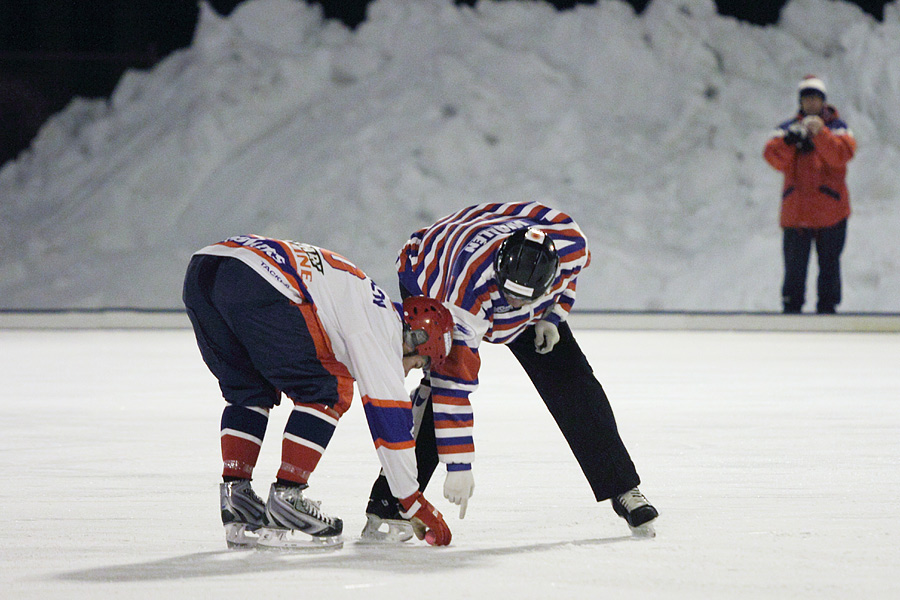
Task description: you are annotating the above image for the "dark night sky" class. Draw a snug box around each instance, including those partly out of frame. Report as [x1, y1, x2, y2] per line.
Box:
[0, 0, 891, 164]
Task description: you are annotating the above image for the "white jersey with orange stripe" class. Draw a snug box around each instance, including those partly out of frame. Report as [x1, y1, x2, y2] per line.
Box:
[195, 235, 419, 502]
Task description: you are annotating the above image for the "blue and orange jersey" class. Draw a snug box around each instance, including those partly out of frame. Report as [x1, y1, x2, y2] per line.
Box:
[396, 202, 590, 465]
[195, 235, 420, 501]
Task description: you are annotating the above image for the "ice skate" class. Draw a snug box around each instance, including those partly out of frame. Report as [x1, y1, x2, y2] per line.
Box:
[612, 487, 658, 537]
[257, 483, 343, 550]
[359, 497, 414, 543]
[220, 480, 266, 549]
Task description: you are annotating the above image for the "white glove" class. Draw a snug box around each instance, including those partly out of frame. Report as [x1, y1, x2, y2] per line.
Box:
[533, 320, 560, 354]
[801, 115, 824, 136]
[443, 468, 474, 519]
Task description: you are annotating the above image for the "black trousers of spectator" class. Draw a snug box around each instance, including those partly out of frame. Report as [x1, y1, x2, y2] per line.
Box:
[782, 219, 847, 314]
[368, 320, 641, 507]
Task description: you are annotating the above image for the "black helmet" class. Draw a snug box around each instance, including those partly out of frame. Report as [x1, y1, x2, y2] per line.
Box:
[494, 227, 559, 302]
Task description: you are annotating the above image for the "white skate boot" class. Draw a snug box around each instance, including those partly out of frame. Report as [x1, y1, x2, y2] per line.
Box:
[220, 480, 266, 549]
[257, 483, 343, 550]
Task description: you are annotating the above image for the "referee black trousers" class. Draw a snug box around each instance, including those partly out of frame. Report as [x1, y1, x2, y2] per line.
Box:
[507, 322, 641, 501]
[368, 321, 641, 506]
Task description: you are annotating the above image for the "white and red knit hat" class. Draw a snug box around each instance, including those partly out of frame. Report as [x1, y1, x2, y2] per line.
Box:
[798, 74, 827, 99]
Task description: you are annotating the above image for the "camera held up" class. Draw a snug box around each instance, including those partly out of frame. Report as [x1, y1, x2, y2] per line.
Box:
[784, 122, 815, 153]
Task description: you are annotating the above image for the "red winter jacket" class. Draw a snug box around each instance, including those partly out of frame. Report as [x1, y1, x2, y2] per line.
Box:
[763, 106, 856, 228]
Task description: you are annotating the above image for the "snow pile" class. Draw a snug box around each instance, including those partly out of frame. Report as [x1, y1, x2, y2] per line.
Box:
[1, 0, 898, 312]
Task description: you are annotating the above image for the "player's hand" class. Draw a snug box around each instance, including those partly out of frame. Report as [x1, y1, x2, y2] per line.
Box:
[444, 467, 474, 519]
[534, 320, 560, 354]
[399, 491, 452, 546]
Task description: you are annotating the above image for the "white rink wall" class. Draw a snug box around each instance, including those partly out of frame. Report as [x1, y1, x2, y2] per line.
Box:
[2, 309, 900, 333]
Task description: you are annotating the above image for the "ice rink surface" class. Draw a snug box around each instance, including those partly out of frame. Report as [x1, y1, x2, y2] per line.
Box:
[2, 327, 898, 599]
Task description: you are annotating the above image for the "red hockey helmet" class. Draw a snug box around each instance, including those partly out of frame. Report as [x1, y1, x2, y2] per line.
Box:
[402, 296, 454, 369]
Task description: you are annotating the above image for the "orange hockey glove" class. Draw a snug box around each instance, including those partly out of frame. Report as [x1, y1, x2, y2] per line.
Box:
[399, 491, 452, 546]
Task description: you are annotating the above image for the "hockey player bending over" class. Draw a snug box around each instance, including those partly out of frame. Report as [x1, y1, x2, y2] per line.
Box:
[363, 202, 658, 539]
[183, 235, 454, 549]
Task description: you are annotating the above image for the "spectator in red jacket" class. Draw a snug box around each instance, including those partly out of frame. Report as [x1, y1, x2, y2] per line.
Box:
[764, 75, 856, 314]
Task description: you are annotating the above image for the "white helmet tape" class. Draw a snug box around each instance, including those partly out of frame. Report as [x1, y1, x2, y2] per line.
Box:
[503, 279, 534, 297]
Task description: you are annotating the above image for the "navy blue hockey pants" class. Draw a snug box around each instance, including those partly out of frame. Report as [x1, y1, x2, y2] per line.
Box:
[182, 254, 345, 409]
